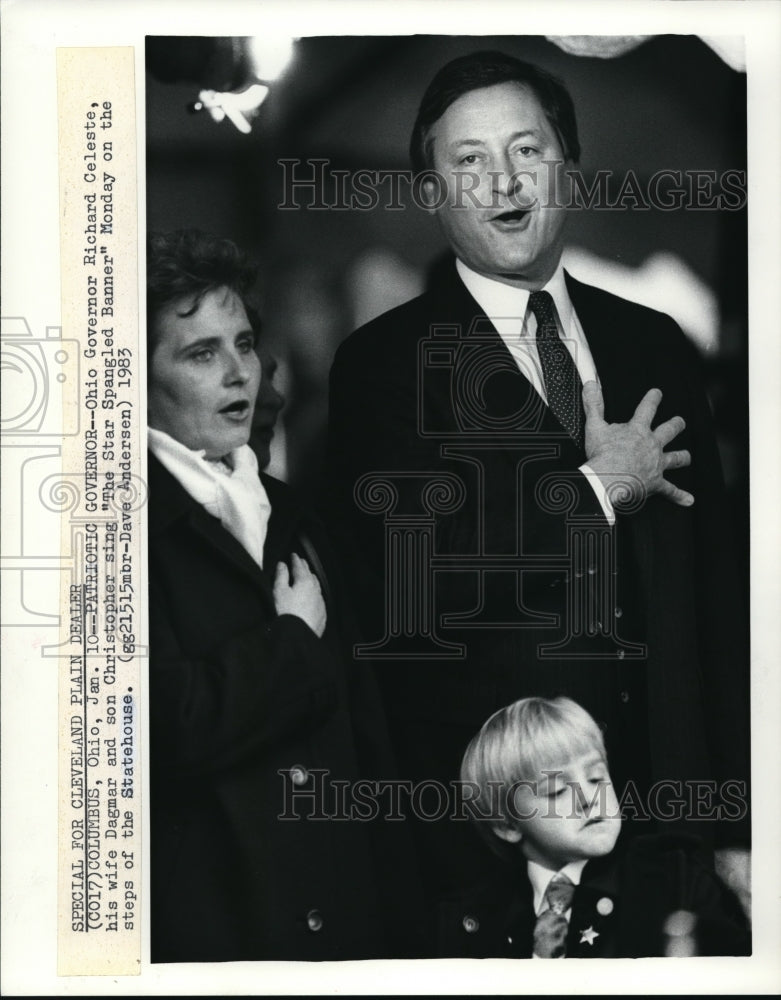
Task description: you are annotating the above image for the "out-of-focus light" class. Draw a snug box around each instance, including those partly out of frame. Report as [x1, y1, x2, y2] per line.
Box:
[563, 246, 720, 354]
[247, 36, 296, 82]
[193, 83, 270, 134]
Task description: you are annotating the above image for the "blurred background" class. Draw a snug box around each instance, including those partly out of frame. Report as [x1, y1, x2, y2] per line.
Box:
[146, 33, 748, 578]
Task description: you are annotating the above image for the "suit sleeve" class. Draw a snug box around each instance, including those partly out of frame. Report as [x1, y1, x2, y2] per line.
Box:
[149, 578, 339, 777]
[676, 327, 750, 839]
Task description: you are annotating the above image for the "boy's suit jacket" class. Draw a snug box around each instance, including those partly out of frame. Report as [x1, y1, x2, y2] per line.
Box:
[437, 834, 750, 958]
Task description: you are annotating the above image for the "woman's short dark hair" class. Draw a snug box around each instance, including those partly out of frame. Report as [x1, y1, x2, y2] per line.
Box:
[146, 229, 258, 355]
[409, 51, 580, 174]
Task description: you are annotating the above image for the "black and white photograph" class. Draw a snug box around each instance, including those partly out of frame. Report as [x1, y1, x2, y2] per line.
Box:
[2, 1, 781, 996]
[145, 28, 752, 964]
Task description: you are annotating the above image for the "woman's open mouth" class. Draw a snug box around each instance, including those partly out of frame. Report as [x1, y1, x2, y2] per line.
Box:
[219, 399, 251, 421]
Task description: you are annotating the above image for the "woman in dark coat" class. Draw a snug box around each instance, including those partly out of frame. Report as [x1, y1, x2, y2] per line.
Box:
[146, 230, 412, 962]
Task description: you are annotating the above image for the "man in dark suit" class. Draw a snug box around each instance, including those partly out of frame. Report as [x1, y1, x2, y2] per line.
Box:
[327, 52, 750, 928]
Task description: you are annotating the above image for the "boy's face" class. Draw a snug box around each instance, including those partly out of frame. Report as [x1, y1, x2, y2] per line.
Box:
[498, 750, 622, 871]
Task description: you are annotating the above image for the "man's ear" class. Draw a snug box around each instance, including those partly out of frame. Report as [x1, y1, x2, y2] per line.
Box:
[492, 822, 523, 844]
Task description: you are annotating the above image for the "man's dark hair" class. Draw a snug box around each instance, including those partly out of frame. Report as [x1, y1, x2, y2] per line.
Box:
[409, 50, 580, 174]
[146, 229, 259, 355]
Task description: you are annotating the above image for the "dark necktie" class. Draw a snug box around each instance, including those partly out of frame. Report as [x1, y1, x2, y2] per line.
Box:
[528, 290, 584, 448]
[533, 874, 576, 958]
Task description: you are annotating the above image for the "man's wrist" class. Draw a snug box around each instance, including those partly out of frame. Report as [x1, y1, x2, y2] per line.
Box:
[579, 463, 615, 525]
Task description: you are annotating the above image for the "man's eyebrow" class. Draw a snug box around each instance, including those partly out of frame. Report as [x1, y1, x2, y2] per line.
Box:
[448, 129, 545, 150]
[509, 129, 544, 143]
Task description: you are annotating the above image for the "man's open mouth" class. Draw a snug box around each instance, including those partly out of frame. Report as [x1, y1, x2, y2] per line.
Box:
[491, 206, 534, 225]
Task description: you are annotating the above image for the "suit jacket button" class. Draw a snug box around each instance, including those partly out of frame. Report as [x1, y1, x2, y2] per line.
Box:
[290, 765, 309, 785]
[620, 690, 630, 703]
[306, 909, 323, 932]
[617, 649, 626, 660]
[614, 606, 623, 618]
[462, 915, 479, 934]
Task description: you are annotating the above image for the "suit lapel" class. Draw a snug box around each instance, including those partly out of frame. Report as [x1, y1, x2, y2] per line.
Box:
[566, 272, 639, 425]
[566, 849, 622, 958]
[438, 263, 585, 457]
[502, 869, 536, 957]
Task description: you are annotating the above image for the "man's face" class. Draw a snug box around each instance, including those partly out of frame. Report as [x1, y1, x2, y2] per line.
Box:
[498, 750, 622, 871]
[425, 81, 570, 289]
[148, 286, 261, 460]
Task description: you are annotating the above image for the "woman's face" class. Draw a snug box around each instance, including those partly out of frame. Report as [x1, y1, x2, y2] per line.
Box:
[148, 286, 261, 459]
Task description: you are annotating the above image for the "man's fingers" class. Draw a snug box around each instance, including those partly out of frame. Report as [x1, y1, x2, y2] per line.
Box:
[656, 478, 694, 507]
[662, 449, 691, 471]
[631, 387, 663, 427]
[654, 414, 686, 448]
[582, 380, 605, 424]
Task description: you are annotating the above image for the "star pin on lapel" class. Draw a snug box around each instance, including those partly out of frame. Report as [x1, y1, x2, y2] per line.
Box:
[579, 925, 599, 946]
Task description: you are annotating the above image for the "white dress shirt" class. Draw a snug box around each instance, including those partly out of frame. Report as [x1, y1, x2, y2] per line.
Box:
[455, 259, 614, 523]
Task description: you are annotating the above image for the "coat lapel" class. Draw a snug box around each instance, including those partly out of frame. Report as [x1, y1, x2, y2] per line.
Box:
[148, 451, 276, 606]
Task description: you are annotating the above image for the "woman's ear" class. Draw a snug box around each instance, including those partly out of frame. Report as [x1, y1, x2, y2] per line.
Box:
[492, 822, 523, 844]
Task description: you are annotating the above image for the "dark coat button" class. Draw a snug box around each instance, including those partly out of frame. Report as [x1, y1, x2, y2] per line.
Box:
[462, 915, 479, 933]
[306, 909, 323, 932]
[290, 765, 309, 785]
[620, 690, 630, 703]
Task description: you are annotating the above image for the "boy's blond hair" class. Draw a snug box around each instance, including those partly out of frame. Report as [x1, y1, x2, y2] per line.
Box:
[460, 696, 607, 845]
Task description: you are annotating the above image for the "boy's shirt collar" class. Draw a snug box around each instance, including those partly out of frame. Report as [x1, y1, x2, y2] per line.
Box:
[528, 858, 589, 916]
